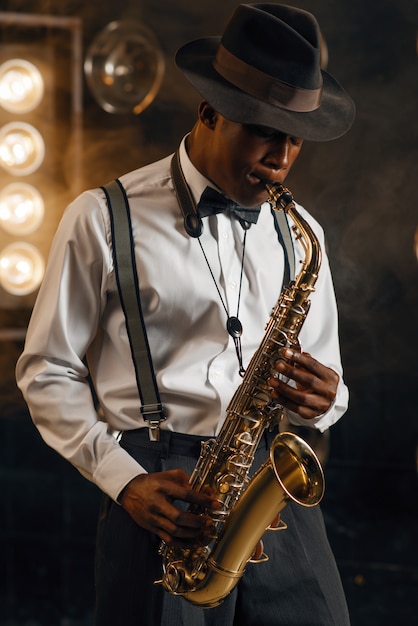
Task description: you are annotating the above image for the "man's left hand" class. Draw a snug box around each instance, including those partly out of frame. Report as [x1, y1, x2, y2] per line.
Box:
[268, 348, 339, 420]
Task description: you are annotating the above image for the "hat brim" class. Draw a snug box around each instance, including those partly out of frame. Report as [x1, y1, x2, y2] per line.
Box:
[176, 38, 355, 142]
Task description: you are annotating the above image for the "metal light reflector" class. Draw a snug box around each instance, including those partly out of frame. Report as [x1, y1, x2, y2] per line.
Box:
[0, 58, 44, 113]
[84, 20, 165, 114]
[0, 182, 44, 235]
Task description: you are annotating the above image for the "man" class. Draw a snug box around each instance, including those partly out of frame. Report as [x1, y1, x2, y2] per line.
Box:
[16, 4, 355, 625]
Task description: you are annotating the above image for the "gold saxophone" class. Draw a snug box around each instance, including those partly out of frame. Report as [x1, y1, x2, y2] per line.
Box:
[159, 183, 325, 607]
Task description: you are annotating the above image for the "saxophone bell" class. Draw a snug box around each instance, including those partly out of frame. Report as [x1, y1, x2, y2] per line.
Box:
[159, 432, 324, 608]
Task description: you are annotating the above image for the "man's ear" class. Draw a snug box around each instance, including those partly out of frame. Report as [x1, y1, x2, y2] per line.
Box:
[198, 101, 218, 129]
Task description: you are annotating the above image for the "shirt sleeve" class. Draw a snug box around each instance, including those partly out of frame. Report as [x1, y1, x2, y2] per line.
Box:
[15, 189, 145, 502]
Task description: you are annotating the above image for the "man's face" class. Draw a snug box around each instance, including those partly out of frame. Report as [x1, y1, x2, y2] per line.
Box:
[205, 112, 303, 208]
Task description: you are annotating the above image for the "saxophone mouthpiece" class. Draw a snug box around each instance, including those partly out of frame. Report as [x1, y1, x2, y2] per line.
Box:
[265, 182, 294, 211]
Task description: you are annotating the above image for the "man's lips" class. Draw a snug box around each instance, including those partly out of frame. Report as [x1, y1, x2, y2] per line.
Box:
[249, 172, 282, 186]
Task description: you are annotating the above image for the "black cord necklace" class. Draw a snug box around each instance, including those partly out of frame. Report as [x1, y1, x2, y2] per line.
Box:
[197, 226, 248, 377]
[170, 150, 252, 376]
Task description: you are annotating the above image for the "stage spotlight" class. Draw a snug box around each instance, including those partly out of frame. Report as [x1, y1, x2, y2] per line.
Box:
[0, 242, 44, 295]
[0, 121, 45, 176]
[84, 20, 165, 115]
[0, 58, 44, 113]
[0, 182, 44, 235]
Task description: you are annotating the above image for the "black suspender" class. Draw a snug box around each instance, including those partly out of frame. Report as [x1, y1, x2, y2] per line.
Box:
[101, 179, 166, 441]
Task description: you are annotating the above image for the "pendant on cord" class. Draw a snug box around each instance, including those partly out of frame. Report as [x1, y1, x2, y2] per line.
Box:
[227, 316, 246, 377]
[226, 316, 242, 338]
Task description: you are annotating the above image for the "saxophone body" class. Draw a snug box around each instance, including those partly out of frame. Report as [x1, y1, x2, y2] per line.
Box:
[159, 184, 325, 607]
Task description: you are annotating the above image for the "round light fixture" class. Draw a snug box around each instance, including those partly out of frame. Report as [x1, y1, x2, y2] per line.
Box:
[84, 20, 165, 114]
[0, 121, 45, 175]
[0, 242, 45, 295]
[0, 58, 44, 113]
[0, 182, 44, 235]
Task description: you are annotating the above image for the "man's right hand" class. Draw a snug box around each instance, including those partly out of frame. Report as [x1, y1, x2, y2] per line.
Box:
[119, 470, 217, 544]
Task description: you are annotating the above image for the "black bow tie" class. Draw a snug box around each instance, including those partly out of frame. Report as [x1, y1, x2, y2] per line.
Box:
[197, 187, 261, 228]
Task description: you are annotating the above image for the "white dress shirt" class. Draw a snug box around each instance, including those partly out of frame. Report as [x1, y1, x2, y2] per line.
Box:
[16, 137, 348, 502]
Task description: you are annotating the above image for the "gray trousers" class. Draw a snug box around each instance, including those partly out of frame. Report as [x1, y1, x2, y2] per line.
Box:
[95, 429, 350, 626]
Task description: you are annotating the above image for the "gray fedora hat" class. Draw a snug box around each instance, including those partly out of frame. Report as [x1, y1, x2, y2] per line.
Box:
[175, 3, 355, 141]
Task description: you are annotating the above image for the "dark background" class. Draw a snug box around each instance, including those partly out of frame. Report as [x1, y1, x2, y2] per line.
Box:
[0, 1, 417, 624]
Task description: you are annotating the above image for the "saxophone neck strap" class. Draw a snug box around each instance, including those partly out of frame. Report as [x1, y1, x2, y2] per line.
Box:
[171, 150, 203, 237]
[272, 208, 295, 284]
[101, 179, 166, 442]
[171, 150, 295, 283]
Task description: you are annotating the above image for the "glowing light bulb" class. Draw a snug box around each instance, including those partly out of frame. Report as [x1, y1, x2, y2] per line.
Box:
[0, 242, 45, 295]
[0, 58, 44, 113]
[0, 183, 44, 235]
[0, 122, 45, 175]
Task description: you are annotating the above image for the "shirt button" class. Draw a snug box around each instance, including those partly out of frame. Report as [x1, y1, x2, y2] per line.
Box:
[222, 231, 228, 239]
[230, 281, 237, 289]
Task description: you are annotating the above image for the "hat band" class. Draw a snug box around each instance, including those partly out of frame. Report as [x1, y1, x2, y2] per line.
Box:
[213, 44, 322, 113]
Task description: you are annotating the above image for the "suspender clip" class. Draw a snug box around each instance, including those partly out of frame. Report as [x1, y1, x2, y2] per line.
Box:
[148, 420, 162, 441]
[141, 403, 166, 442]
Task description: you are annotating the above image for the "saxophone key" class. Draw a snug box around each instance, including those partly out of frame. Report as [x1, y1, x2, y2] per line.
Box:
[226, 452, 252, 471]
[216, 472, 241, 494]
[234, 430, 256, 447]
[249, 539, 269, 563]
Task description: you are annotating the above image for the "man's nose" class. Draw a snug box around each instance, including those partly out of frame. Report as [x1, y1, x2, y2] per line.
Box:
[263, 138, 290, 170]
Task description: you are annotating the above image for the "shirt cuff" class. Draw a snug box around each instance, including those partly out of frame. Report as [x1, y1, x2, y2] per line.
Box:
[92, 445, 147, 503]
[285, 379, 349, 433]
